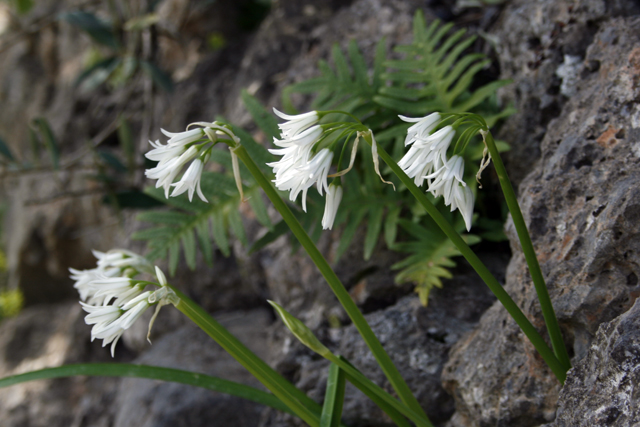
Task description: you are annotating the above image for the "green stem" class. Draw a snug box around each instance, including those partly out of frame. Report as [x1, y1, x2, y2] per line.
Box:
[326, 355, 429, 427]
[170, 286, 321, 427]
[372, 142, 567, 384]
[234, 145, 432, 422]
[483, 131, 571, 371]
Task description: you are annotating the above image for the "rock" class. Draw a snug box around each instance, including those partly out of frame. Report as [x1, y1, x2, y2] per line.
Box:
[112, 308, 272, 427]
[443, 14, 640, 427]
[0, 302, 125, 427]
[545, 298, 640, 427]
[262, 252, 503, 427]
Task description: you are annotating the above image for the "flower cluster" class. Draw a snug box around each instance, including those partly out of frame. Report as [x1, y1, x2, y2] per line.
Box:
[398, 113, 475, 231]
[70, 250, 177, 356]
[145, 122, 241, 203]
[269, 109, 339, 228]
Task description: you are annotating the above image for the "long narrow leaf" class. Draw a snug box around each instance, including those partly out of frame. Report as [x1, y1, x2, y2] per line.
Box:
[320, 363, 346, 427]
[0, 364, 293, 415]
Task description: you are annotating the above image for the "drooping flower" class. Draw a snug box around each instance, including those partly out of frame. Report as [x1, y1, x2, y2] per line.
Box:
[399, 112, 441, 146]
[426, 154, 466, 205]
[82, 291, 152, 357]
[144, 122, 244, 203]
[273, 109, 319, 138]
[170, 157, 207, 202]
[73, 250, 178, 356]
[398, 125, 455, 186]
[322, 183, 343, 230]
[450, 184, 475, 232]
[145, 145, 199, 198]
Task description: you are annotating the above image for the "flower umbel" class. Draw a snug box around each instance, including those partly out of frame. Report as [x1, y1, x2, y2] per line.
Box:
[398, 114, 477, 231]
[72, 251, 178, 356]
[144, 122, 242, 202]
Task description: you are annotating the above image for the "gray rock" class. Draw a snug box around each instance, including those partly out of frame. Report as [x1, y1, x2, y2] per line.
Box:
[113, 308, 272, 427]
[443, 15, 640, 427]
[0, 302, 122, 427]
[546, 298, 640, 427]
[262, 252, 502, 427]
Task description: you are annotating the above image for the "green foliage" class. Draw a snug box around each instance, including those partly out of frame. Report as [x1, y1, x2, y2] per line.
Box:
[61, 8, 173, 92]
[10, 0, 34, 14]
[320, 363, 347, 427]
[133, 171, 269, 275]
[60, 11, 120, 49]
[392, 218, 479, 306]
[275, 11, 512, 305]
[377, 12, 510, 118]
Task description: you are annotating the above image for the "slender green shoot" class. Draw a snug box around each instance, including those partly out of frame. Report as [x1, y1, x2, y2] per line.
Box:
[0, 363, 293, 415]
[170, 286, 322, 427]
[234, 145, 431, 420]
[482, 130, 571, 371]
[367, 136, 567, 383]
[320, 363, 347, 427]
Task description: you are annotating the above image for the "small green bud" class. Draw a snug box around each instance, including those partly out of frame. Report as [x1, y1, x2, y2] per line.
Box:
[268, 300, 331, 357]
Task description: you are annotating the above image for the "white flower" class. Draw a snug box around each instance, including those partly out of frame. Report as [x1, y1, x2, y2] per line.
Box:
[399, 112, 441, 146]
[160, 127, 205, 146]
[81, 292, 152, 357]
[322, 183, 343, 230]
[424, 154, 475, 230]
[450, 184, 475, 232]
[170, 157, 206, 202]
[145, 145, 199, 198]
[274, 109, 319, 138]
[426, 155, 466, 205]
[273, 148, 333, 211]
[398, 125, 455, 187]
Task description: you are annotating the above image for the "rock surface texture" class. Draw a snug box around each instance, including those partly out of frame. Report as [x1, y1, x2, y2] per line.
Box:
[546, 298, 640, 427]
[2, 0, 640, 426]
[443, 8, 640, 427]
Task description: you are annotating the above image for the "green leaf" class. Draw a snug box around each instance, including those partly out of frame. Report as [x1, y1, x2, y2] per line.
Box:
[364, 205, 384, 261]
[32, 118, 60, 169]
[132, 226, 174, 240]
[241, 90, 280, 141]
[0, 135, 15, 162]
[0, 364, 293, 416]
[60, 11, 119, 49]
[228, 209, 248, 247]
[196, 221, 214, 267]
[247, 190, 272, 230]
[137, 210, 193, 225]
[181, 229, 197, 270]
[140, 60, 174, 92]
[168, 240, 180, 276]
[12, 0, 34, 14]
[320, 363, 346, 427]
[117, 117, 136, 172]
[384, 206, 401, 247]
[335, 209, 366, 263]
[211, 213, 230, 257]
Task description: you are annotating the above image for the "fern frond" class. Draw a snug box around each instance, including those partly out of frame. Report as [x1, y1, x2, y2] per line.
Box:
[284, 39, 386, 115]
[133, 171, 264, 275]
[377, 11, 510, 115]
[392, 219, 480, 306]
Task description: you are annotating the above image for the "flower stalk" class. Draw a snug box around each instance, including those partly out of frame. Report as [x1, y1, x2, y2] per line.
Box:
[364, 133, 568, 383]
[234, 144, 432, 420]
[481, 130, 571, 371]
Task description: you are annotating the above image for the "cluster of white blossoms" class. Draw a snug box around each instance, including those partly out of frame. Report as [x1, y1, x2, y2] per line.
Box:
[398, 113, 475, 231]
[70, 250, 178, 356]
[268, 109, 340, 229]
[145, 122, 241, 203]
